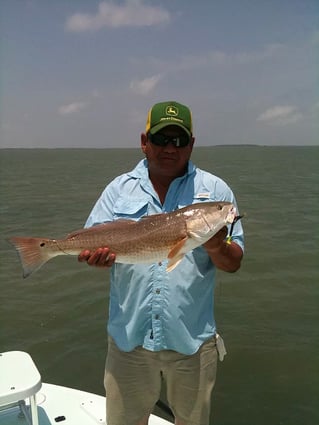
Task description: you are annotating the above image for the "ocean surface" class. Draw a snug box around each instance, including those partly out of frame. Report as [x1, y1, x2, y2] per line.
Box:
[0, 146, 318, 425]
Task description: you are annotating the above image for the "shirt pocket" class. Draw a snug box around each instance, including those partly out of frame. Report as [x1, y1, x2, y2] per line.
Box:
[113, 198, 149, 220]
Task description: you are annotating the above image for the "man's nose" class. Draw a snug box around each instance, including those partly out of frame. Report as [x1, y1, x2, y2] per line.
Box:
[163, 141, 178, 151]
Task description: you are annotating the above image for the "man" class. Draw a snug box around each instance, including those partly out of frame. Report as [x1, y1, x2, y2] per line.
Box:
[79, 101, 244, 425]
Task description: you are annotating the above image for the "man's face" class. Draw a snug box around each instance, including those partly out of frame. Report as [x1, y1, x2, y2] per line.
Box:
[141, 125, 195, 178]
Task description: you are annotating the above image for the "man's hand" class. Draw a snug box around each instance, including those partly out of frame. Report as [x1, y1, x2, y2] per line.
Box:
[203, 226, 228, 252]
[203, 226, 243, 273]
[78, 247, 116, 268]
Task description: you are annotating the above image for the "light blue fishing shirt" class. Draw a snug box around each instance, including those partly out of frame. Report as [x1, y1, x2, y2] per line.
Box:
[85, 159, 244, 355]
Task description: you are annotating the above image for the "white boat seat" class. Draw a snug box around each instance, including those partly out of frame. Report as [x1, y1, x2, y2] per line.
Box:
[0, 351, 42, 425]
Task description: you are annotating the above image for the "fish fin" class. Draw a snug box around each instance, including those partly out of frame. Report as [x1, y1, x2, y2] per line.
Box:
[7, 237, 54, 278]
[140, 213, 165, 221]
[66, 220, 135, 239]
[166, 256, 184, 272]
[167, 237, 187, 259]
[166, 237, 188, 272]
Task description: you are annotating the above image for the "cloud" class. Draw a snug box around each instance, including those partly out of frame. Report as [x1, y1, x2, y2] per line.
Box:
[92, 89, 103, 98]
[257, 105, 303, 125]
[138, 43, 285, 76]
[311, 30, 319, 45]
[66, 1, 170, 32]
[58, 101, 88, 115]
[129, 74, 163, 95]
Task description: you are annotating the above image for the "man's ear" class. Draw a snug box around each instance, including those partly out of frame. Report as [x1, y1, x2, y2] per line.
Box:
[141, 133, 147, 153]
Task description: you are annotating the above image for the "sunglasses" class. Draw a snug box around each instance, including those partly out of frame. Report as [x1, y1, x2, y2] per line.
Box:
[148, 132, 191, 148]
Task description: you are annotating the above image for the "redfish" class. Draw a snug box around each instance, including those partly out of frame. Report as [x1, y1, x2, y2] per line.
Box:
[8, 202, 237, 278]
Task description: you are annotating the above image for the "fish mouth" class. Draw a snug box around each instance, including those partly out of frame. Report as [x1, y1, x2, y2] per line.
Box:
[226, 206, 237, 224]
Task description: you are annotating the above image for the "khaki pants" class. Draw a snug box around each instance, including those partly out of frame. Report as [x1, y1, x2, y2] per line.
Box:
[104, 337, 218, 425]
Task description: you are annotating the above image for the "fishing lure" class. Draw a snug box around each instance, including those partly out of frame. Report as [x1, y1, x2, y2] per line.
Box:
[226, 214, 244, 245]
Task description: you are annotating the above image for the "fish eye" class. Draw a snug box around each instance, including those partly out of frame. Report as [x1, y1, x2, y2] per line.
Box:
[40, 242, 46, 247]
[217, 204, 222, 210]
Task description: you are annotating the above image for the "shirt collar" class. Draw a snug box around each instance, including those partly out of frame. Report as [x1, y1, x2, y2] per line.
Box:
[128, 159, 196, 180]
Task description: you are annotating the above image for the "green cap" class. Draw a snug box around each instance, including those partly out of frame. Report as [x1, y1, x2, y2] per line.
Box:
[145, 101, 193, 136]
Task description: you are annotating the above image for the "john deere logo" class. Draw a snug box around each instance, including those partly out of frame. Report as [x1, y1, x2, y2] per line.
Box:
[166, 106, 178, 116]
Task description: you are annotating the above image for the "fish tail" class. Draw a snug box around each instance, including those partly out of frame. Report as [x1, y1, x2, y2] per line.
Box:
[7, 236, 54, 278]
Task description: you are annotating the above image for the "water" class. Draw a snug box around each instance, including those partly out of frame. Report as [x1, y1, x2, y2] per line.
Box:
[0, 146, 318, 424]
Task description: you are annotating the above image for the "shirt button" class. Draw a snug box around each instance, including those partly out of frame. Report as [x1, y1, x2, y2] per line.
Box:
[155, 289, 161, 294]
[155, 314, 159, 320]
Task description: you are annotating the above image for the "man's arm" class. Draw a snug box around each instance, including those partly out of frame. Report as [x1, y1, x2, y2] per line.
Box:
[203, 227, 243, 272]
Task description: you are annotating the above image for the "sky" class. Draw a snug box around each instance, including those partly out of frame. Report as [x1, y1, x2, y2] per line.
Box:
[0, 0, 318, 148]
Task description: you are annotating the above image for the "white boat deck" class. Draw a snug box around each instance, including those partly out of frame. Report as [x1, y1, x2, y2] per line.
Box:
[0, 351, 172, 425]
[0, 383, 172, 425]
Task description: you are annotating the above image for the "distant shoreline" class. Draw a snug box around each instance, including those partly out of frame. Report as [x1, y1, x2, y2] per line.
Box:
[1, 144, 318, 150]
